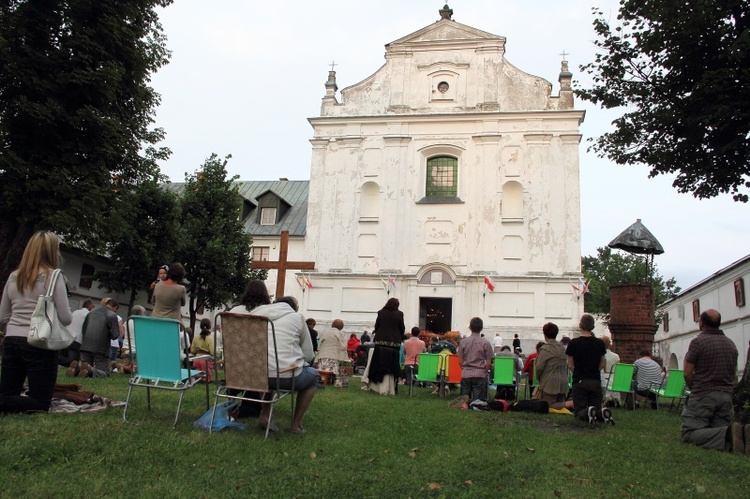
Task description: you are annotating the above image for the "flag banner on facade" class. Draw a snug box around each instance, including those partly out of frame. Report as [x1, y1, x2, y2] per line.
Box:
[380, 275, 396, 295]
[571, 277, 589, 301]
[484, 275, 496, 292]
[296, 275, 306, 291]
[301, 272, 313, 289]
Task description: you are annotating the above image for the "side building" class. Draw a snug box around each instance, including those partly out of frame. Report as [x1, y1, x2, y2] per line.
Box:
[655, 254, 750, 374]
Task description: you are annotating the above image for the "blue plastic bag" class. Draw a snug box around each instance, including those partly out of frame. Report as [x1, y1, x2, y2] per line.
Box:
[194, 400, 246, 431]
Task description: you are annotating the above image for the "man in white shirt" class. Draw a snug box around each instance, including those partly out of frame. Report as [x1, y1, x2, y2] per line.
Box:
[63, 300, 95, 374]
[492, 334, 504, 355]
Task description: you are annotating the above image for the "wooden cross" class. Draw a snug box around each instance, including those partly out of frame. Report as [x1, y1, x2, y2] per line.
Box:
[251, 231, 315, 299]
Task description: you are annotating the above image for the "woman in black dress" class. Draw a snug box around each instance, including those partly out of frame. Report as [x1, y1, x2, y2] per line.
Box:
[365, 298, 405, 395]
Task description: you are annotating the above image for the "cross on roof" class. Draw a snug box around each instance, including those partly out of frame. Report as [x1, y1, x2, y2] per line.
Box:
[329, 60, 337, 72]
[251, 231, 315, 299]
[559, 50, 569, 62]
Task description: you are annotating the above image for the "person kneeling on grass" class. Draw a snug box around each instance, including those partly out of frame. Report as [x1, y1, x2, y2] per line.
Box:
[457, 317, 494, 403]
[78, 299, 121, 378]
[565, 314, 613, 425]
[534, 322, 573, 415]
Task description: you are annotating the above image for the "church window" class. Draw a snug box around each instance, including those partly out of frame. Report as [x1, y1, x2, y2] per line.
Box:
[426, 156, 457, 197]
[437, 81, 449, 93]
[252, 247, 270, 262]
[260, 207, 277, 225]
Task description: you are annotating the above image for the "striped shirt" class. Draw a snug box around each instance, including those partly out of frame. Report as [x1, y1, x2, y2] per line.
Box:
[634, 357, 663, 390]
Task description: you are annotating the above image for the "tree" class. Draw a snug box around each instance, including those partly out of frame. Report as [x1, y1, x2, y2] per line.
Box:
[577, 2, 750, 202]
[582, 246, 681, 319]
[94, 179, 181, 313]
[0, 0, 173, 290]
[176, 154, 266, 330]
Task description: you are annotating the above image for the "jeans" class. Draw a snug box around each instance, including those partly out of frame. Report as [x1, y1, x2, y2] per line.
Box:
[461, 376, 489, 402]
[0, 336, 59, 413]
[270, 366, 320, 392]
[58, 341, 81, 367]
[80, 350, 111, 378]
[571, 378, 603, 421]
[681, 391, 733, 451]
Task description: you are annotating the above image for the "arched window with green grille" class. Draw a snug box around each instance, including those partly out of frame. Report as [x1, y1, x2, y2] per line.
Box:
[426, 156, 457, 197]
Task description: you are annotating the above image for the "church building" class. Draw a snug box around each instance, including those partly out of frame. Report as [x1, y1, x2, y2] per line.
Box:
[57, 6, 587, 343]
[280, 5, 586, 339]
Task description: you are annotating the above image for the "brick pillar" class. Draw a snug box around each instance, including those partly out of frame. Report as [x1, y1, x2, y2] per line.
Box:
[608, 284, 657, 364]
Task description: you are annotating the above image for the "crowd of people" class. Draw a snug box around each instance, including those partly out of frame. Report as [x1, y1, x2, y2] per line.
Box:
[1, 230, 747, 454]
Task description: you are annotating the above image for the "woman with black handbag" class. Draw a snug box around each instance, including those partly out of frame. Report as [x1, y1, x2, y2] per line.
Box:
[0, 231, 73, 413]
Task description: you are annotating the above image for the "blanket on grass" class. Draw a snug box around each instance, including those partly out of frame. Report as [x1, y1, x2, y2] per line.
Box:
[48, 383, 126, 413]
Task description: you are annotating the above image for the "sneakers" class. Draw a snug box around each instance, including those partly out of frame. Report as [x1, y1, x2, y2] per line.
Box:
[587, 406, 599, 426]
[77, 362, 90, 378]
[66, 360, 79, 377]
[731, 422, 745, 454]
[601, 407, 615, 426]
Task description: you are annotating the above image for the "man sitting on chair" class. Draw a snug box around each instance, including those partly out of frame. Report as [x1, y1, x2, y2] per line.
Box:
[230, 282, 318, 434]
[633, 350, 664, 410]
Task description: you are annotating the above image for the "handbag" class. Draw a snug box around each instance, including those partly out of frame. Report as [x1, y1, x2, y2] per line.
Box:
[28, 269, 75, 350]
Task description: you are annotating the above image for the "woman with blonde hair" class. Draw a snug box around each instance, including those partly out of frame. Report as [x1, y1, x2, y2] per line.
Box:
[0, 231, 73, 413]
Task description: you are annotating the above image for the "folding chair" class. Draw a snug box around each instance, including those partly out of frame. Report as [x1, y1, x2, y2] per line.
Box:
[445, 354, 462, 385]
[607, 363, 637, 410]
[123, 316, 208, 427]
[210, 313, 295, 439]
[492, 356, 519, 400]
[411, 353, 440, 397]
[649, 369, 687, 411]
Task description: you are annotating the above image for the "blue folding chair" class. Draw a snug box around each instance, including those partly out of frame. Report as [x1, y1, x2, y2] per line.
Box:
[122, 316, 208, 427]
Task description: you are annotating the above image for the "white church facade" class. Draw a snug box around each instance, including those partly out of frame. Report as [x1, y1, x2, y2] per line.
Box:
[288, 8, 586, 339]
[57, 8, 587, 342]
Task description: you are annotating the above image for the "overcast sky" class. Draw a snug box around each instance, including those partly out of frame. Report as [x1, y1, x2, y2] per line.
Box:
[149, 0, 750, 291]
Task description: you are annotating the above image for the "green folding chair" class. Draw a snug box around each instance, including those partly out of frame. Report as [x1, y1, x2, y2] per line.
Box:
[607, 363, 636, 410]
[649, 369, 686, 411]
[123, 316, 208, 427]
[492, 356, 518, 400]
[411, 353, 441, 397]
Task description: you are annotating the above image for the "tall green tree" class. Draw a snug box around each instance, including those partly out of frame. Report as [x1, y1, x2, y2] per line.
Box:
[94, 179, 180, 313]
[577, 1, 750, 202]
[582, 246, 681, 319]
[0, 0, 173, 289]
[176, 154, 266, 330]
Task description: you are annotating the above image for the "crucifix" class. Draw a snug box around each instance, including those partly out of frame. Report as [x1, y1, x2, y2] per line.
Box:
[251, 230, 315, 299]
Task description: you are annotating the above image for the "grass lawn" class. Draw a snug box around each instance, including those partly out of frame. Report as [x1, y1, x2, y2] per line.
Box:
[0, 370, 748, 498]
